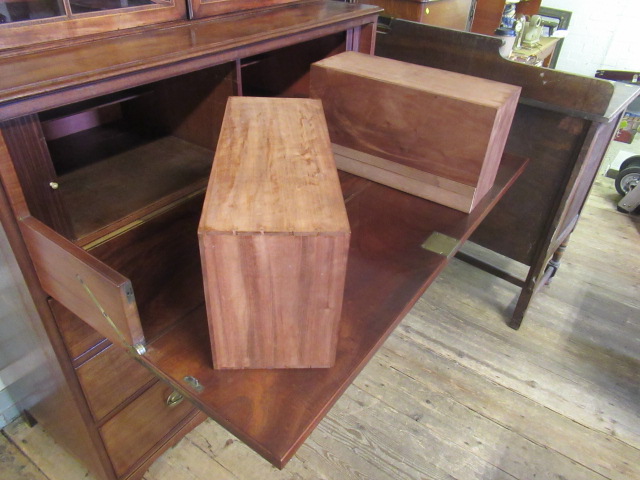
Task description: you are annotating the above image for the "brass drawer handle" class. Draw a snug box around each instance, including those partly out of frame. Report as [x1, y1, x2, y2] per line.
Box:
[166, 390, 184, 408]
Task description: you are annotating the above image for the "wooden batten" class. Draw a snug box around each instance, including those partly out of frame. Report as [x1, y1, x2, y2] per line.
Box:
[198, 97, 350, 369]
[310, 51, 521, 212]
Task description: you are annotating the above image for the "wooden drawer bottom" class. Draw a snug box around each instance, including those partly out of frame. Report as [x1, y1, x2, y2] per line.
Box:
[100, 381, 195, 477]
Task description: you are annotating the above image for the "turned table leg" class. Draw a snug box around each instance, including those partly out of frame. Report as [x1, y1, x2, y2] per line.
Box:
[508, 238, 570, 330]
[544, 239, 569, 285]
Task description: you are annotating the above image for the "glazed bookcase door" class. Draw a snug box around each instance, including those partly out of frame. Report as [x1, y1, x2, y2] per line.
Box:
[188, 0, 297, 20]
[0, 0, 187, 49]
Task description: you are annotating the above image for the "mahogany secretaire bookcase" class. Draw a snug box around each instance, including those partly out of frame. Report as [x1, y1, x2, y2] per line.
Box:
[0, 3, 533, 478]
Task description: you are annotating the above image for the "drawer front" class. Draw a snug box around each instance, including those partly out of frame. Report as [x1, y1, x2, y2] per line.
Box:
[51, 299, 106, 362]
[100, 381, 195, 477]
[76, 343, 156, 422]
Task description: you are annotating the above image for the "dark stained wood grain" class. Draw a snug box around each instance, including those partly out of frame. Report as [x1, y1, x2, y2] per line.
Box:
[57, 134, 212, 240]
[514, 0, 542, 17]
[124, 411, 207, 480]
[375, 19, 639, 328]
[0, 132, 30, 220]
[122, 63, 237, 151]
[548, 120, 619, 252]
[7, 178, 640, 480]
[241, 32, 347, 97]
[143, 153, 527, 467]
[469, 0, 506, 35]
[472, 105, 590, 266]
[352, 20, 378, 54]
[46, 117, 151, 178]
[421, 0, 475, 30]
[508, 115, 620, 328]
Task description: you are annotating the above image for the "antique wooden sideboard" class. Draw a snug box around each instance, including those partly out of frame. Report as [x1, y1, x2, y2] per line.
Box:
[376, 19, 640, 328]
[0, 2, 533, 479]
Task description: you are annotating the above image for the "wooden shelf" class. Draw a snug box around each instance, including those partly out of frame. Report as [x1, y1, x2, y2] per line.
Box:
[0, 1, 382, 121]
[142, 152, 527, 468]
[54, 130, 213, 242]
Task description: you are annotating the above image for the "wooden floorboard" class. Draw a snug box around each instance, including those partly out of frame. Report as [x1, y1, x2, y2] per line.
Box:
[2, 177, 639, 480]
[1, 420, 91, 480]
[0, 430, 49, 480]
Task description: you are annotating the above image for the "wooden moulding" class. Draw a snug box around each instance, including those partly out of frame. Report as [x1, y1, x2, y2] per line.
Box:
[198, 97, 350, 369]
[310, 51, 521, 212]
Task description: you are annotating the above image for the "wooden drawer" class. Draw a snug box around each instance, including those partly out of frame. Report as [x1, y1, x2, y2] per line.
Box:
[76, 343, 156, 422]
[100, 381, 195, 477]
[51, 299, 106, 362]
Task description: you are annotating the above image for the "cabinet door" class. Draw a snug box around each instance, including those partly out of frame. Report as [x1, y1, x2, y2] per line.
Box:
[189, 0, 298, 20]
[0, 0, 187, 49]
[20, 216, 145, 351]
[423, 0, 475, 30]
[357, 0, 473, 30]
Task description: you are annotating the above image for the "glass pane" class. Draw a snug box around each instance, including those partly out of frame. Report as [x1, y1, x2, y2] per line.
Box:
[0, 0, 65, 23]
[69, 0, 156, 14]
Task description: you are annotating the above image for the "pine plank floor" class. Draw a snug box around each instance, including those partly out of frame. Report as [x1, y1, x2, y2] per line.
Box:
[2, 177, 639, 480]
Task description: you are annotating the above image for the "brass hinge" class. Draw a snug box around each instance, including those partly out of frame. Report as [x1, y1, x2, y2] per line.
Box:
[421, 232, 460, 258]
[76, 274, 145, 356]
